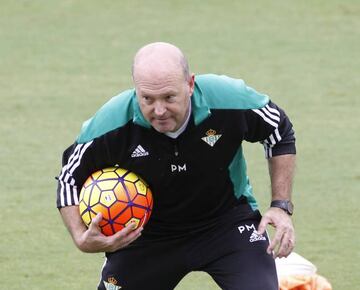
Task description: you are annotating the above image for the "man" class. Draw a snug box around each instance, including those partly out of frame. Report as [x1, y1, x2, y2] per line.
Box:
[57, 42, 296, 290]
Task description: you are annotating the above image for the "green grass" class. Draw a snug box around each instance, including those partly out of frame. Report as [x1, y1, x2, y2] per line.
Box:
[1, 0, 359, 289]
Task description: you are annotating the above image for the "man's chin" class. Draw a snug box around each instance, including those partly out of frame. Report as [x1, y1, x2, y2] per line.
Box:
[152, 123, 176, 134]
[153, 126, 172, 133]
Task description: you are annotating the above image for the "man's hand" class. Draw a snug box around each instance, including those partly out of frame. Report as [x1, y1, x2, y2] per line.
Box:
[257, 207, 295, 258]
[59, 206, 142, 253]
[77, 213, 143, 253]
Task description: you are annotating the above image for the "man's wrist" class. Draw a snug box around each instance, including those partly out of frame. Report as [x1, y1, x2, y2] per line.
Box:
[270, 200, 294, 215]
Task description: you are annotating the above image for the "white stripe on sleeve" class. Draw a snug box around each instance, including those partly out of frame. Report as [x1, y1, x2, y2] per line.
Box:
[252, 109, 278, 128]
[265, 104, 280, 116]
[261, 107, 280, 122]
[58, 141, 93, 207]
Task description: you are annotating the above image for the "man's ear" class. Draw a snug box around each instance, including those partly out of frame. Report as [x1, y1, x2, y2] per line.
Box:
[188, 73, 195, 97]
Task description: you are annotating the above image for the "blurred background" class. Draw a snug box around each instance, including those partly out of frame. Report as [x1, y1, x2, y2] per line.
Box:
[1, 1, 359, 289]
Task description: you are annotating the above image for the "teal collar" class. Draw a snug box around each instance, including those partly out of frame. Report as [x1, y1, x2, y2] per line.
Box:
[191, 81, 211, 125]
[132, 91, 151, 128]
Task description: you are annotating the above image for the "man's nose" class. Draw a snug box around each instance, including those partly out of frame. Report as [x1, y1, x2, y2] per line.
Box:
[154, 102, 166, 116]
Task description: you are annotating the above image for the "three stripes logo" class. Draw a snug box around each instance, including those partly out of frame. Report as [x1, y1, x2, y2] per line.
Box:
[252, 104, 282, 158]
[249, 230, 266, 243]
[131, 145, 149, 158]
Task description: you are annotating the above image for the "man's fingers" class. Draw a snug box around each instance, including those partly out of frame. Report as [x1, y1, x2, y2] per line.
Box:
[118, 227, 143, 248]
[257, 216, 270, 235]
[106, 224, 143, 252]
[88, 213, 103, 231]
[269, 227, 295, 258]
[276, 232, 295, 258]
[267, 228, 283, 256]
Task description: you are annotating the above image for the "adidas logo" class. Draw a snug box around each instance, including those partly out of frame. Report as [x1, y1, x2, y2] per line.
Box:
[131, 145, 149, 158]
[249, 230, 266, 243]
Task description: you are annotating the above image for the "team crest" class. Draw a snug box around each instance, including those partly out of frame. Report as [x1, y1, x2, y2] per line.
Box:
[104, 277, 122, 290]
[201, 129, 222, 147]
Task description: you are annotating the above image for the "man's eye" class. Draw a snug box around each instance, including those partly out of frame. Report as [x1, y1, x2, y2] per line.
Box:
[166, 95, 175, 102]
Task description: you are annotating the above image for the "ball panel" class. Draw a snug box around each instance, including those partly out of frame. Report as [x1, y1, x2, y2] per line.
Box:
[124, 172, 139, 183]
[133, 194, 149, 208]
[81, 211, 92, 226]
[99, 190, 117, 207]
[124, 181, 138, 201]
[132, 206, 147, 219]
[146, 189, 153, 206]
[90, 170, 103, 181]
[135, 180, 147, 195]
[89, 186, 101, 206]
[100, 223, 114, 236]
[97, 179, 119, 191]
[98, 171, 118, 180]
[79, 199, 87, 212]
[114, 167, 129, 178]
[113, 183, 129, 202]
[109, 201, 128, 219]
[114, 207, 132, 224]
[79, 186, 91, 205]
[92, 203, 110, 220]
[112, 222, 125, 233]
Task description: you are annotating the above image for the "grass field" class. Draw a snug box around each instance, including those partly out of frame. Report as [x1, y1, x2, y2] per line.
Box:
[1, 1, 359, 289]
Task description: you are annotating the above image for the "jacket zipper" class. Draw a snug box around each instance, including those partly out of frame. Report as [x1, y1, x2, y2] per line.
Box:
[174, 142, 179, 157]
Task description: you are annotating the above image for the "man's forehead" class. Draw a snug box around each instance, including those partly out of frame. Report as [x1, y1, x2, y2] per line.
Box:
[135, 79, 180, 95]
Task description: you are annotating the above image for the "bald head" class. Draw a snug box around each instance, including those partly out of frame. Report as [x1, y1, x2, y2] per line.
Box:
[132, 42, 190, 82]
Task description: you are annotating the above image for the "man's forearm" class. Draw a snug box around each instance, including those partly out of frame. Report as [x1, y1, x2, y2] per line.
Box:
[268, 154, 296, 200]
[59, 205, 88, 247]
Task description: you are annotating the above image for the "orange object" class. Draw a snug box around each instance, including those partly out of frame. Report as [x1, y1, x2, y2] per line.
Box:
[276, 253, 332, 290]
[279, 274, 332, 290]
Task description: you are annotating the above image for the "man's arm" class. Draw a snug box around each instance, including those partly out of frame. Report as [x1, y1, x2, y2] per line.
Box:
[257, 154, 296, 258]
[60, 205, 143, 253]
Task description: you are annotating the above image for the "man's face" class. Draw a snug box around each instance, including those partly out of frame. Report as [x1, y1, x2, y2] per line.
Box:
[135, 71, 195, 133]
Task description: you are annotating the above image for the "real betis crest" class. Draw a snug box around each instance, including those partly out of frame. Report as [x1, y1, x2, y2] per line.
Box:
[104, 277, 122, 290]
[201, 129, 222, 147]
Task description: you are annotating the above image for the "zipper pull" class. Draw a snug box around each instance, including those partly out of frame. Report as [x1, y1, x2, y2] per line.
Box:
[174, 143, 179, 156]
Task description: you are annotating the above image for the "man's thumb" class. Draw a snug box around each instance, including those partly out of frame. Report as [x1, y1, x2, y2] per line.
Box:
[90, 212, 103, 227]
[257, 218, 268, 235]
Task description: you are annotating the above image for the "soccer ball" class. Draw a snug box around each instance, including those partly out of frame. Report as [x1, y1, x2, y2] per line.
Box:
[79, 167, 153, 236]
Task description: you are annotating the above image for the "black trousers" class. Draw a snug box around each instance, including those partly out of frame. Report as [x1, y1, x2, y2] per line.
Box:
[98, 205, 278, 290]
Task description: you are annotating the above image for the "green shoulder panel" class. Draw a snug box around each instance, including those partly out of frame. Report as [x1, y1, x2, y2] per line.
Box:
[77, 89, 137, 143]
[195, 74, 269, 110]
